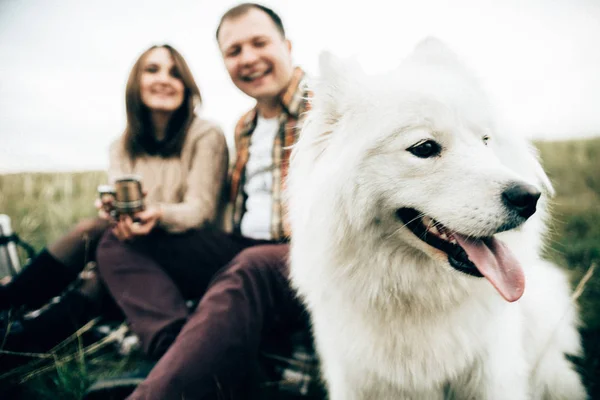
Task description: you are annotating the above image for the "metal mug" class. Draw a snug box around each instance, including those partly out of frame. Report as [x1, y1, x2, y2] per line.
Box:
[97, 184, 117, 217]
[114, 175, 145, 215]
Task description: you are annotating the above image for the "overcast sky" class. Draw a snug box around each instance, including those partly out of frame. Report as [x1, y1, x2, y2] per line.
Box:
[1, 0, 599, 173]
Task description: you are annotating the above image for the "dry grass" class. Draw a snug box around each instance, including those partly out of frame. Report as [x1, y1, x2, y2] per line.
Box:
[0, 171, 107, 251]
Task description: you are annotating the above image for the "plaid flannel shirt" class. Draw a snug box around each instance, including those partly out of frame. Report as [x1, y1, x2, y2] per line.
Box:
[229, 67, 322, 396]
[229, 67, 310, 241]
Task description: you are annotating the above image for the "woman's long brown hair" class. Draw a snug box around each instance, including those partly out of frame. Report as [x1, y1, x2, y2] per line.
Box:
[123, 45, 201, 160]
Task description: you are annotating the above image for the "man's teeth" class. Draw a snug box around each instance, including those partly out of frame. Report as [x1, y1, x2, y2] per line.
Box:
[248, 71, 264, 79]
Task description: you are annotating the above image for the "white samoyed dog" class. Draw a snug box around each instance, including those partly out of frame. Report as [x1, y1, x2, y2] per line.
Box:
[287, 38, 586, 400]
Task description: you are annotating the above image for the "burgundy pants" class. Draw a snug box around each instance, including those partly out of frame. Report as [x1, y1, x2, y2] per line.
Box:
[127, 244, 305, 399]
[96, 226, 269, 358]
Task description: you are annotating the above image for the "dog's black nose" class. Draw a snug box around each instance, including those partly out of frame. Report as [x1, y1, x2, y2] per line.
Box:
[502, 183, 541, 219]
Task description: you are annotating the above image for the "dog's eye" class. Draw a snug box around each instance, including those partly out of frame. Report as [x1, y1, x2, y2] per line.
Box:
[482, 135, 491, 146]
[407, 140, 441, 158]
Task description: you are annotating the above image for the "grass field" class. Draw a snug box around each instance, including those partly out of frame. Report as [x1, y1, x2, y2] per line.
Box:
[535, 138, 600, 398]
[0, 137, 599, 398]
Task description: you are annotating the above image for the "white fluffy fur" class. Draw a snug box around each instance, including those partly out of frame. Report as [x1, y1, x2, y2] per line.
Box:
[287, 38, 586, 400]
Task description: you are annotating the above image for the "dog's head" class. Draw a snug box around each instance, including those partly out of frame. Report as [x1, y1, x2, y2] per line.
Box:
[288, 38, 553, 303]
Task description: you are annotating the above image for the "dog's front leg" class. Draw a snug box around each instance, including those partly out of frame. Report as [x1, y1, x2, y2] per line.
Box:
[326, 362, 446, 400]
[448, 334, 529, 400]
[322, 359, 389, 400]
[483, 321, 530, 400]
[323, 362, 363, 400]
[446, 361, 528, 400]
[481, 361, 528, 400]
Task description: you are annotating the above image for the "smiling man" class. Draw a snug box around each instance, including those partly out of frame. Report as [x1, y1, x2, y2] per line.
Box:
[218, 3, 307, 241]
[120, 3, 318, 400]
[218, 4, 295, 118]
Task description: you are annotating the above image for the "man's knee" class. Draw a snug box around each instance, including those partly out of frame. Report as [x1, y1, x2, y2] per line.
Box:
[222, 245, 290, 288]
[229, 245, 289, 273]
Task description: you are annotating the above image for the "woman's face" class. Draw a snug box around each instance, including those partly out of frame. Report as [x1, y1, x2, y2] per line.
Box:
[139, 47, 185, 113]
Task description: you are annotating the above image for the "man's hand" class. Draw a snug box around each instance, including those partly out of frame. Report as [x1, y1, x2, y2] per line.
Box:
[112, 206, 162, 241]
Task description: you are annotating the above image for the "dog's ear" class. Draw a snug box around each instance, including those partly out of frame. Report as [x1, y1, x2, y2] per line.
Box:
[408, 36, 462, 67]
[319, 51, 362, 86]
[315, 51, 364, 126]
[293, 52, 364, 164]
[319, 51, 345, 83]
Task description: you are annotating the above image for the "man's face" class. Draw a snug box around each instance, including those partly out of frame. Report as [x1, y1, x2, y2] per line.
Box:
[218, 8, 293, 103]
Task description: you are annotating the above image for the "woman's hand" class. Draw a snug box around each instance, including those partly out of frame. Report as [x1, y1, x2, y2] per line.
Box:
[112, 206, 162, 241]
[131, 206, 162, 235]
[95, 198, 115, 221]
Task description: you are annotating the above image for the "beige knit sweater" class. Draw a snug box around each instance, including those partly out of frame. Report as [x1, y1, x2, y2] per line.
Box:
[107, 117, 229, 233]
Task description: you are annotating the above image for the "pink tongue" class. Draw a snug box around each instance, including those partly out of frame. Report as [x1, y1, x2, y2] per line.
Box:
[453, 234, 525, 302]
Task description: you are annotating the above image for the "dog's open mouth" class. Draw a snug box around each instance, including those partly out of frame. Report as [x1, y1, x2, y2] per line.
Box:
[396, 208, 525, 302]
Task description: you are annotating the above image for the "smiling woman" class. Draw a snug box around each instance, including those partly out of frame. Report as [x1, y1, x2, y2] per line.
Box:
[107, 44, 226, 238]
[123, 45, 201, 159]
[139, 48, 186, 115]
[0, 44, 230, 371]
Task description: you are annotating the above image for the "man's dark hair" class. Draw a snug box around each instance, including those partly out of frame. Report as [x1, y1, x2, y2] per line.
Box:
[216, 3, 285, 41]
